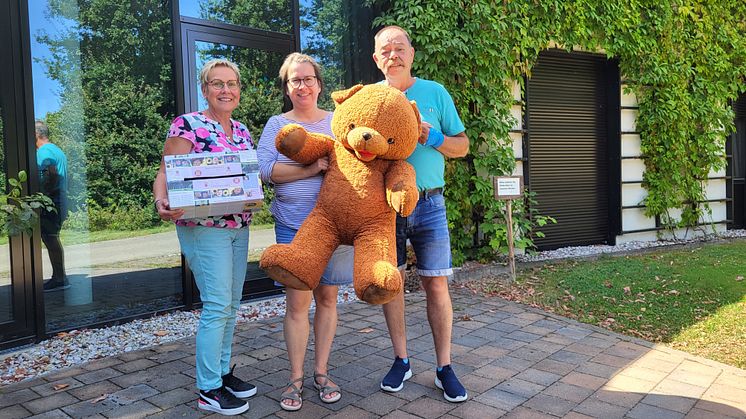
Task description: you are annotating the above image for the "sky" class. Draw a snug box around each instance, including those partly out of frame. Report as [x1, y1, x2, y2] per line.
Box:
[28, 0, 64, 119]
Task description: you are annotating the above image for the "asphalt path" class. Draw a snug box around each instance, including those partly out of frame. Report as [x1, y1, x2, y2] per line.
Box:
[0, 227, 276, 278]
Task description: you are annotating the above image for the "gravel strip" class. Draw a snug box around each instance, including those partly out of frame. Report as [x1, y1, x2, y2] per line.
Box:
[3, 229, 746, 386]
[517, 229, 746, 262]
[0, 285, 359, 386]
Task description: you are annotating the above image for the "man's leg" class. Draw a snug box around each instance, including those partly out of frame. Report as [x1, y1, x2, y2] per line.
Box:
[382, 268, 408, 359]
[420, 276, 452, 367]
[380, 215, 412, 392]
[408, 194, 467, 402]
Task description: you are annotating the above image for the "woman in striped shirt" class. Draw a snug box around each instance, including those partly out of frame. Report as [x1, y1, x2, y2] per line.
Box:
[257, 52, 353, 411]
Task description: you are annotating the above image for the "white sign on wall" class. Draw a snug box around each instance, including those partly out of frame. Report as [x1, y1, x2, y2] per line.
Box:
[494, 176, 523, 200]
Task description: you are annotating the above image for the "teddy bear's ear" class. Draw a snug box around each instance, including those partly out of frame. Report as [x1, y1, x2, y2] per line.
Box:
[410, 100, 422, 136]
[331, 84, 365, 105]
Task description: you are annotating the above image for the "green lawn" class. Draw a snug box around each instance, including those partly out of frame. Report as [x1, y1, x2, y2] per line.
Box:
[467, 240, 746, 368]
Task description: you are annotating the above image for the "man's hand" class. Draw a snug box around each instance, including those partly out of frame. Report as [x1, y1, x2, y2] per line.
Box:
[420, 121, 444, 148]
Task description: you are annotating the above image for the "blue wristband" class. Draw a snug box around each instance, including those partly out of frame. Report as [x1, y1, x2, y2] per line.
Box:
[426, 129, 445, 148]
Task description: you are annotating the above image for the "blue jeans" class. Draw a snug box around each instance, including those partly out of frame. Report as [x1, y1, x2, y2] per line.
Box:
[274, 222, 353, 286]
[176, 225, 249, 391]
[396, 193, 453, 277]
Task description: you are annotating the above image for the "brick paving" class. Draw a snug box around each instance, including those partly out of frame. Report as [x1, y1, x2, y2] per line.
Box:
[1, 288, 745, 418]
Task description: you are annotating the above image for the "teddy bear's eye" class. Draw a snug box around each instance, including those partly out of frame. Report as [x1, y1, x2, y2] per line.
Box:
[348, 123, 355, 130]
[387, 138, 395, 144]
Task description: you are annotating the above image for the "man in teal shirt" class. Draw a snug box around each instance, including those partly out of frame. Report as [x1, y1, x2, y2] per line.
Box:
[35, 120, 68, 292]
[373, 25, 470, 402]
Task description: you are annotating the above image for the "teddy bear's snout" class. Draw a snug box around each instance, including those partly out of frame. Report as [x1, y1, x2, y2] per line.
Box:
[362, 132, 373, 141]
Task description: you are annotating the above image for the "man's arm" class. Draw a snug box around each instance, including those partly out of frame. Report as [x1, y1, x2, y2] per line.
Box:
[435, 132, 469, 158]
[420, 122, 469, 158]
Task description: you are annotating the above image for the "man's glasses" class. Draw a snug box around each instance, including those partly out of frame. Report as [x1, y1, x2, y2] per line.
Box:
[287, 76, 318, 89]
[207, 79, 241, 91]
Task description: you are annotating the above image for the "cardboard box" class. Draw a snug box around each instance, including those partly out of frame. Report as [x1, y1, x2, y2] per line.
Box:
[164, 150, 263, 219]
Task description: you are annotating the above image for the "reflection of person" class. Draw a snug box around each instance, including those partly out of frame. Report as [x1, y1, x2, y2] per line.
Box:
[35, 120, 69, 292]
[152, 59, 256, 416]
[373, 26, 470, 403]
[257, 52, 353, 411]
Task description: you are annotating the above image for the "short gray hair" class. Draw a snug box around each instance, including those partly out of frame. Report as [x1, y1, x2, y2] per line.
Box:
[35, 120, 49, 139]
[199, 59, 241, 88]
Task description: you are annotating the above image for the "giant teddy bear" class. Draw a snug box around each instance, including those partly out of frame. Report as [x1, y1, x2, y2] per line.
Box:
[259, 84, 421, 304]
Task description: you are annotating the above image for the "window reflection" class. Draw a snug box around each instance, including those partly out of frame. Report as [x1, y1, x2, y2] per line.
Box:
[29, 0, 182, 331]
[180, 0, 293, 33]
[299, 0, 381, 105]
[194, 41, 285, 136]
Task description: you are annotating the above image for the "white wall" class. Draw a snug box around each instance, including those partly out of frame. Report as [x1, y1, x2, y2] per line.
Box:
[511, 69, 728, 247]
[616, 84, 728, 242]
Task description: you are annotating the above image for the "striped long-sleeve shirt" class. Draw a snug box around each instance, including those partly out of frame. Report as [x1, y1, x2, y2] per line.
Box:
[257, 112, 334, 230]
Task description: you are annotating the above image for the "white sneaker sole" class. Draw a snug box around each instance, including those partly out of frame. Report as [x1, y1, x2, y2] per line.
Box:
[198, 398, 250, 415]
[380, 369, 412, 392]
[226, 385, 257, 399]
[435, 376, 468, 402]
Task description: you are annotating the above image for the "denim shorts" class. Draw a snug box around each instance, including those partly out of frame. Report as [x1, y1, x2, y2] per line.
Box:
[274, 222, 353, 286]
[396, 192, 453, 277]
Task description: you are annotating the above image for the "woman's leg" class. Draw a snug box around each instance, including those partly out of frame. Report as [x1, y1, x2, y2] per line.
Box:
[312, 284, 340, 400]
[283, 288, 313, 407]
[219, 228, 249, 375]
[177, 226, 234, 391]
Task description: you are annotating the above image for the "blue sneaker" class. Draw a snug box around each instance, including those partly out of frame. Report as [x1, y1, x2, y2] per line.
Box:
[435, 365, 467, 402]
[380, 357, 412, 392]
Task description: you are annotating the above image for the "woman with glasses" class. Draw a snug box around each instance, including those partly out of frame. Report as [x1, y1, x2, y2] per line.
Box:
[257, 52, 353, 411]
[153, 59, 256, 416]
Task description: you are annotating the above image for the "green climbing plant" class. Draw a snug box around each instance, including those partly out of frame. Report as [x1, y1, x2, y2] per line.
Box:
[371, 0, 746, 265]
[0, 171, 56, 236]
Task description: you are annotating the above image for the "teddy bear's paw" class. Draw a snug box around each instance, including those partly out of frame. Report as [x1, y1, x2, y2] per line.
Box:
[263, 266, 312, 291]
[277, 124, 308, 156]
[360, 284, 399, 305]
[357, 261, 402, 304]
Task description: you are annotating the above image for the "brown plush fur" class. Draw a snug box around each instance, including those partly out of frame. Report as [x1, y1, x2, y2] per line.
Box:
[259, 84, 421, 304]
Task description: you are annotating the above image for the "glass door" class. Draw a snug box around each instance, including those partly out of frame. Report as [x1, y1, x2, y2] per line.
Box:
[0, 0, 35, 346]
[180, 22, 292, 302]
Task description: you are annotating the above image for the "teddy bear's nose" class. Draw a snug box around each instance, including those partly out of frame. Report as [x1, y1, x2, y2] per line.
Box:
[362, 132, 372, 141]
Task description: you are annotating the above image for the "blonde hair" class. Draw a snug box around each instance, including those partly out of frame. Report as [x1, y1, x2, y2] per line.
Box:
[199, 59, 241, 88]
[374, 25, 412, 46]
[278, 52, 324, 95]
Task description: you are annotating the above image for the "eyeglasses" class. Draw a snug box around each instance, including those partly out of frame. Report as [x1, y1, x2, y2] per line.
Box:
[287, 76, 318, 89]
[207, 79, 241, 91]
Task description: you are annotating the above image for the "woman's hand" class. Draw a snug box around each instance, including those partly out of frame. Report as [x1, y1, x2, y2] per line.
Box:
[156, 198, 185, 221]
[309, 156, 329, 175]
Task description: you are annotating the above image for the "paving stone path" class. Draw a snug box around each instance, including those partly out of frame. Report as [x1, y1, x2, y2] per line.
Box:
[1, 288, 745, 418]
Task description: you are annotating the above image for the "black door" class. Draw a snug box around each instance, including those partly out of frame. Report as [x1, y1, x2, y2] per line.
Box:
[729, 94, 746, 228]
[0, 0, 37, 348]
[526, 50, 620, 250]
[177, 18, 293, 304]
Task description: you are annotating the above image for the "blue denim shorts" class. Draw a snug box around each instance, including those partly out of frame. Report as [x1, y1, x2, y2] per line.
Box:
[274, 222, 353, 286]
[396, 192, 453, 277]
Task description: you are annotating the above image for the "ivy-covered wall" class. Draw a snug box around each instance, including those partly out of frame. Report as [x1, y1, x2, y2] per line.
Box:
[372, 0, 746, 265]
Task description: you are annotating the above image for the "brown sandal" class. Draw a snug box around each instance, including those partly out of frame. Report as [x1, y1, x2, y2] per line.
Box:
[313, 372, 341, 403]
[280, 377, 303, 411]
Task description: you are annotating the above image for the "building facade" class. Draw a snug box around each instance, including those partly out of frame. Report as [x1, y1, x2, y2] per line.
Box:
[1, 1, 743, 349]
[0, 0, 381, 349]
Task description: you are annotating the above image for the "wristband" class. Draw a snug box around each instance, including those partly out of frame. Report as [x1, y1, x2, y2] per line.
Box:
[154, 199, 162, 212]
[425, 129, 445, 148]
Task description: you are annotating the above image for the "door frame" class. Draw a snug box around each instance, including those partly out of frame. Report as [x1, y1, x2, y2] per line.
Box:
[0, 0, 41, 349]
[524, 49, 621, 249]
[172, 3, 298, 307]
